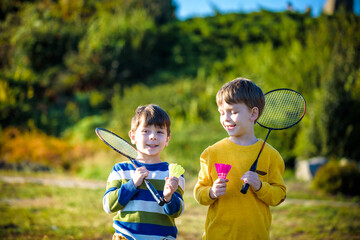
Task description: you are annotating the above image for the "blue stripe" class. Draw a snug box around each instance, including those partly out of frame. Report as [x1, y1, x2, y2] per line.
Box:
[131, 160, 169, 172]
[172, 191, 182, 200]
[114, 220, 177, 237]
[132, 189, 165, 202]
[105, 185, 165, 204]
[118, 180, 138, 206]
[164, 193, 181, 215]
[104, 187, 117, 197]
[114, 162, 135, 171]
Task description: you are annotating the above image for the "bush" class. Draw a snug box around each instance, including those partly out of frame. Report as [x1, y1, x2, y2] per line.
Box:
[312, 160, 360, 196]
[0, 127, 95, 171]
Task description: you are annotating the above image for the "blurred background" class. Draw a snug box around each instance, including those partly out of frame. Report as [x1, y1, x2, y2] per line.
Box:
[1, 0, 360, 239]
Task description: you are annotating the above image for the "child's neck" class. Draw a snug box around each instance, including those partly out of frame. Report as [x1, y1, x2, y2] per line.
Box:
[228, 135, 258, 146]
[136, 155, 162, 164]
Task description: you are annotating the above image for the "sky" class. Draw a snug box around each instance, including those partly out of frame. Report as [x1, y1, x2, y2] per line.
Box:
[173, 0, 360, 20]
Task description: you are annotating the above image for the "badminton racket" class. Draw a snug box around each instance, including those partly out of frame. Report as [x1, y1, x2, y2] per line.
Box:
[241, 88, 306, 194]
[95, 127, 166, 206]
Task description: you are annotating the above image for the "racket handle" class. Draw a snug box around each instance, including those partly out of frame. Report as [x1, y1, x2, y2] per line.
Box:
[240, 182, 250, 194]
[144, 179, 165, 206]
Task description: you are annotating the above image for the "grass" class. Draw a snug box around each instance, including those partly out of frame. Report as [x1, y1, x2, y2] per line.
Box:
[1, 171, 360, 240]
[0, 180, 113, 239]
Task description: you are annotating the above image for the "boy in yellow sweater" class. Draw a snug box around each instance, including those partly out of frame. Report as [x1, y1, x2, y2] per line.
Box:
[194, 78, 286, 240]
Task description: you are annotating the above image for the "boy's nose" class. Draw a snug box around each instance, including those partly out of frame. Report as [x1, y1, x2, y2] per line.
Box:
[225, 112, 231, 120]
[149, 132, 157, 139]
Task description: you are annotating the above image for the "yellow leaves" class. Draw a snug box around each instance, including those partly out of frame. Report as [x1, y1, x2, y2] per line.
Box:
[0, 127, 92, 170]
[0, 79, 15, 104]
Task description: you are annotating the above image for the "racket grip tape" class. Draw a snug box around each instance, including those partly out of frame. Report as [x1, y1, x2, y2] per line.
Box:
[240, 182, 250, 194]
[144, 179, 165, 206]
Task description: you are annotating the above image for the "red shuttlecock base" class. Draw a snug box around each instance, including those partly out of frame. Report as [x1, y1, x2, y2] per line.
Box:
[215, 163, 232, 179]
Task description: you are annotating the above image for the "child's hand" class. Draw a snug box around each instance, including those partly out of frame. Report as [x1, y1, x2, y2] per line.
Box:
[241, 171, 262, 192]
[163, 176, 179, 202]
[132, 166, 149, 188]
[209, 178, 229, 199]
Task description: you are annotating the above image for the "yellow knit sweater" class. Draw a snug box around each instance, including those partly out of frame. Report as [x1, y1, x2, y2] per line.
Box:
[194, 138, 286, 240]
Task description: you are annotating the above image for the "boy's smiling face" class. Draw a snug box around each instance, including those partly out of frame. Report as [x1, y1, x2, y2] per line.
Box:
[218, 101, 258, 144]
[129, 122, 170, 162]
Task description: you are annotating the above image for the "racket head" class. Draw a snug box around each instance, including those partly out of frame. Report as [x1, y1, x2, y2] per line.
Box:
[257, 88, 306, 130]
[95, 128, 138, 159]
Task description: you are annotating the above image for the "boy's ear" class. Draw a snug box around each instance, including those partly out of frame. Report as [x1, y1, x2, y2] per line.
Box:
[165, 134, 171, 147]
[250, 107, 259, 122]
[129, 130, 136, 144]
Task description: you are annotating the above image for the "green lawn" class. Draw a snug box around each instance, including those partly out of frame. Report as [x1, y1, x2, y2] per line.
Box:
[1, 172, 359, 240]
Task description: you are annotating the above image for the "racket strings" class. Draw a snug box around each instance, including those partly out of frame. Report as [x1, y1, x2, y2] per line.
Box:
[97, 129, 138, 159]
[258, 90, 305, 129]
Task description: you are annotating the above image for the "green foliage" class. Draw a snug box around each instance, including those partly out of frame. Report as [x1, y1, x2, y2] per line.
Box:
[0, 0, 175, 135]
[63, 114, 109, 143]
[1, 0, 360, 176]
[313, 160, 360, 196]
[109, 79, 225, 175]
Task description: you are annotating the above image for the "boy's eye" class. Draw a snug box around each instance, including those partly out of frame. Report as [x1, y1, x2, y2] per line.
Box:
[231, 111, 238, 114]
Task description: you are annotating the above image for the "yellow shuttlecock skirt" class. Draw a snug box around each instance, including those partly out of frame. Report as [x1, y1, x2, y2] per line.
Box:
[169, 163, 185, 178]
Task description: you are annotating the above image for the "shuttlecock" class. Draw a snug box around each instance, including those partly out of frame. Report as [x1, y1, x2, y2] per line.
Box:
[169, 163, 185, 178]
[215, 163, 232, 179]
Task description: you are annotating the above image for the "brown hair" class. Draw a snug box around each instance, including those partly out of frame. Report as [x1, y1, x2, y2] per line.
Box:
[216, 78, 265, 118]
[130, 104, 171, 136]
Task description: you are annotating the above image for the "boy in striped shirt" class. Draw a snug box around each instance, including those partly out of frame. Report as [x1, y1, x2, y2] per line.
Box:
[103, 104, 185, 240]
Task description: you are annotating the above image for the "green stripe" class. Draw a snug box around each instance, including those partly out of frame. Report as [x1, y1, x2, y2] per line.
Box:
[138, 179, 165, 191]
[108, 190, 125, 211]
[114, 211, 175, 226]
[107, 179, 128, 189]
[138, 179, 184, 196]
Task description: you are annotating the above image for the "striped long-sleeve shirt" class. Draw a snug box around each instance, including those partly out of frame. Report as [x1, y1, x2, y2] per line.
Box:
[103, 160, 185, 240]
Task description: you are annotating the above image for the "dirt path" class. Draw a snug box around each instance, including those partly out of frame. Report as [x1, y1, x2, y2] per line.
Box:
[0, 175, 104, 189]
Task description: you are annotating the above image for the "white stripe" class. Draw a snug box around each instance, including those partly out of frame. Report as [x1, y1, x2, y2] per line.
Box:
[178, 176, 185, 192]
[122, 200, 165, 214]
[147, 170, 169, 180]
[108, 169, 169, 182]
[179, 197, 185, 216]
[113, 224, 136, 240]
[108, 169, 135, 181]
[103, 194, 111, 213]
[107, 170, 121, 181]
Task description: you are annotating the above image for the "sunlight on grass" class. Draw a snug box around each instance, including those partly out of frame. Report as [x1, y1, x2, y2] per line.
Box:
[0, 181, 113, 239]
[1, 173, 359, 239]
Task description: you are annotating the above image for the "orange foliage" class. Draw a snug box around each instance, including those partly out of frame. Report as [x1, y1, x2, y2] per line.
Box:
[0, 127, 94, 170]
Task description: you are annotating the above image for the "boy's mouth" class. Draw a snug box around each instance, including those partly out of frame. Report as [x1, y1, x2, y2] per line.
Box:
[224, 124, 236, 130]
[146, 144, 159, 148]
